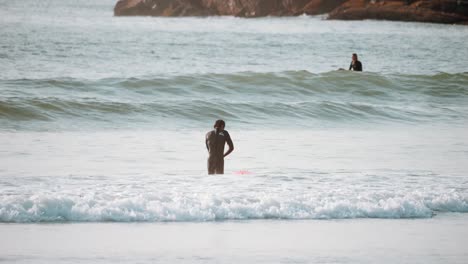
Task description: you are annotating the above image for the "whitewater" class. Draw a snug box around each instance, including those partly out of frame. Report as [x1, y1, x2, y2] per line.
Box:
[1, 0, 468, 263]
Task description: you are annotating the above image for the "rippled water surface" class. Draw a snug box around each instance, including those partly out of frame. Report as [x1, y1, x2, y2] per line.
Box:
[1, 1, 468, 263]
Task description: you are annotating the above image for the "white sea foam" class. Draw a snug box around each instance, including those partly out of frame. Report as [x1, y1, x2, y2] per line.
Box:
[1, 182, 467, 222]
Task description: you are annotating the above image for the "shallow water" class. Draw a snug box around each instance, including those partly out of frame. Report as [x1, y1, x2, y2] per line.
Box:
[1, 0, 468, 262]
[1, 215, 468, 264]
[1, 128, 467, 222]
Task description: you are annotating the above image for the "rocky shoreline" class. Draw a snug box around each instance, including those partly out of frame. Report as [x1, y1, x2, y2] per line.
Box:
[114, 0, 468, 25]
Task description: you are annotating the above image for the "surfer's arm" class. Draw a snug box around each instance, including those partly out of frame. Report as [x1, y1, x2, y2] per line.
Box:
[349, 62, 353, 71]
[224, 132, 234, 158]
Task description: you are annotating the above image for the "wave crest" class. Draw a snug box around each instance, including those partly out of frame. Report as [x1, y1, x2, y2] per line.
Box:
[1, 190, 466, 222]
[1, 71, 467, 129]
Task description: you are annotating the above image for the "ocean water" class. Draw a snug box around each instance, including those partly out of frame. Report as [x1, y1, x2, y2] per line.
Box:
[1, 0, 468, 263]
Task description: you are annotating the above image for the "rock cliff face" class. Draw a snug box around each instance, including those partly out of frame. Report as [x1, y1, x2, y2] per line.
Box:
[328, 0, 468, 24]
[114, 0, 468, 24]
[114, 0, 347, 17]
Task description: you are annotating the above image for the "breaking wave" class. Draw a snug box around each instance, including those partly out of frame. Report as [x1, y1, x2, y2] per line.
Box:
[1, 71, 467, 129]
[1, 189, 466, 222]
[1, 172, 467, 223]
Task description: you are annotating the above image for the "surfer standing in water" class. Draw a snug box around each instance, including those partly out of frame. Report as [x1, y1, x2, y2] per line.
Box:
[349, 53, 363, 71]
[205, 119, 234, 175]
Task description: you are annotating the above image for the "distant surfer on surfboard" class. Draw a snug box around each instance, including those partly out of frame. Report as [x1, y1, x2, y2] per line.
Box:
[205, 119, 234, 175]
[349, 53, 363, 71]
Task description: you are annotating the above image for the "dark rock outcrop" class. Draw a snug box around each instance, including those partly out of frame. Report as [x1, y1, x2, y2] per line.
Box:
[114, 0, 214, 16]
[114, 0, 347, 17]
[114, 0, 468, 24]
[328, 0, 468, 24]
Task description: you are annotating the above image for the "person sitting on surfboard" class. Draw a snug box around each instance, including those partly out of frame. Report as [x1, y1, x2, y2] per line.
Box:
[205, 119, 234, 175]
[349, 53, 363, 71]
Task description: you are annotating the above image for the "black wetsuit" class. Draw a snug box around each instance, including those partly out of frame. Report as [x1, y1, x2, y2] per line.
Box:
[205, 129, 233, 174]
[349, 60, 363, 71]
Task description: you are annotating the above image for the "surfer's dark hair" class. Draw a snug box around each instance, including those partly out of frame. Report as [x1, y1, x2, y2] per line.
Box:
[214, 119, 225, 128]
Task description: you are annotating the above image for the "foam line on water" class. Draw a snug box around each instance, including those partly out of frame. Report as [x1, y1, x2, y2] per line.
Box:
[1, 189, 466, 222]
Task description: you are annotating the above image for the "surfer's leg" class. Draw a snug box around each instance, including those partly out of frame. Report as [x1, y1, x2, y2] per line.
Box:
[215, 159, 224, 174]
[207, 159, 216, 175]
